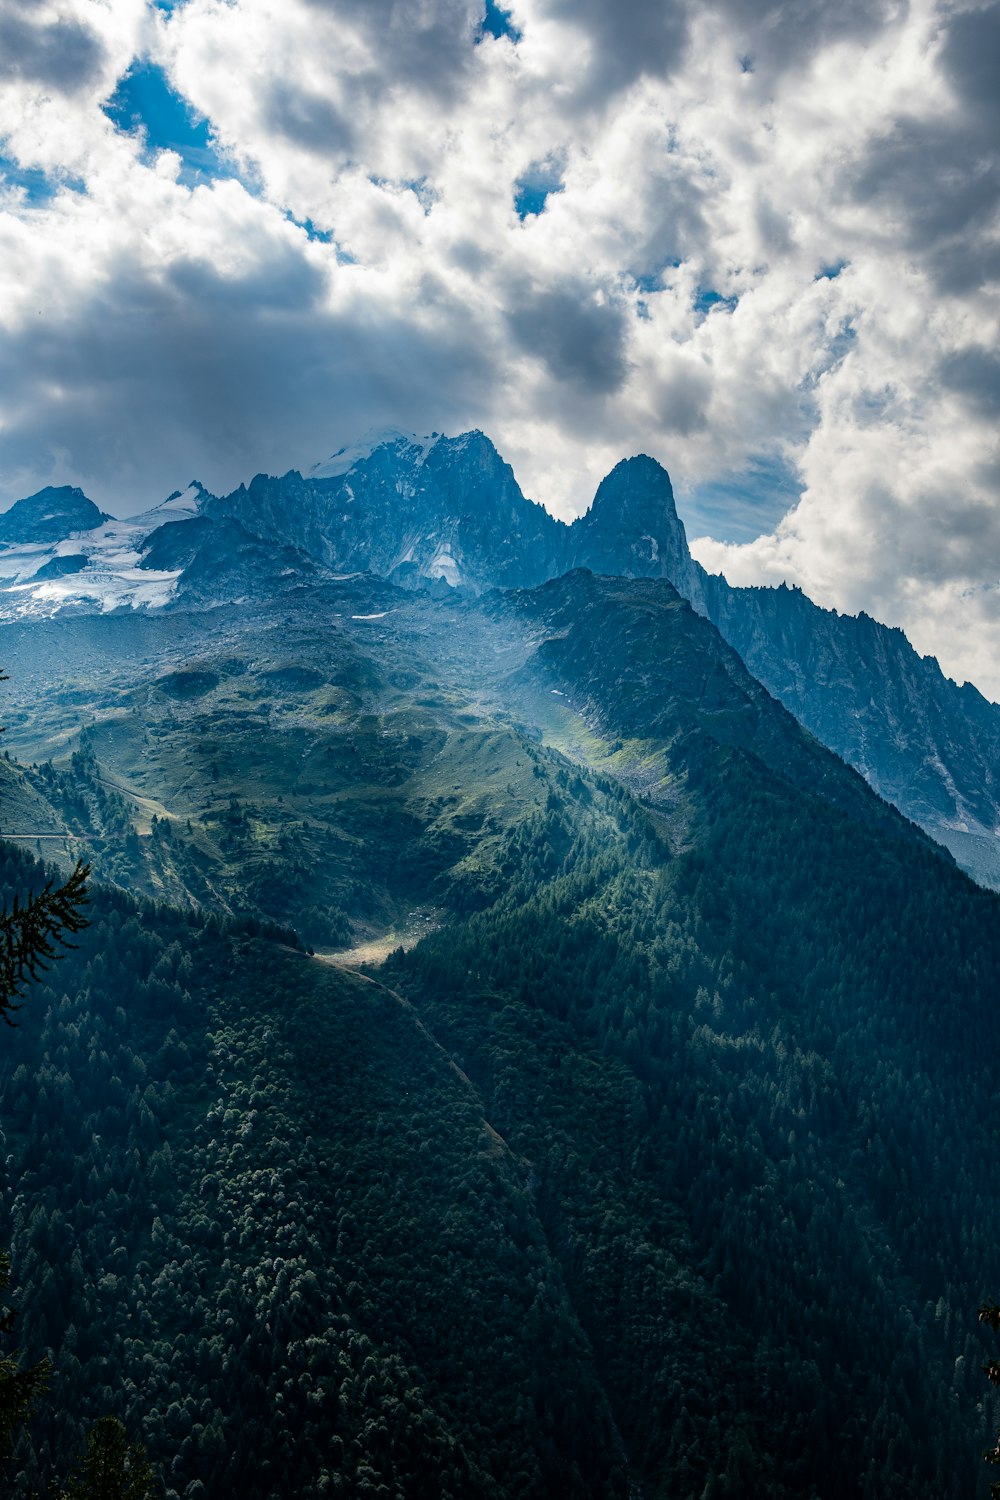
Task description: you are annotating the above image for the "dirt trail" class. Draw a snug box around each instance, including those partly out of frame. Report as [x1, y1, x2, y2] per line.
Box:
[315, 909, 443, 970]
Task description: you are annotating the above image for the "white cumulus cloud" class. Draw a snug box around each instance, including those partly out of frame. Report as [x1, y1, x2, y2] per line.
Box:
[0, 0, 998, 692]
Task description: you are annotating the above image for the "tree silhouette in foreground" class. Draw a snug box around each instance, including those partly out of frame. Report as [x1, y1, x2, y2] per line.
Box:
[0, 672, 149, 1495]
[980, 1301, 1000, 1497]
[0, 860, 90, 1027]
[0, 665, 89, 1030]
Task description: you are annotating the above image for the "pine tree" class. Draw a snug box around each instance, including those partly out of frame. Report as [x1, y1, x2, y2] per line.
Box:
[0, 668, 90, 1468]
[0, 859, 90, 1026]
[0, 1249, 48, 1463]
[60, 1416, 152, 1500]
[979, 1301, 1000, 1497]
[0, 667, 90, 1027]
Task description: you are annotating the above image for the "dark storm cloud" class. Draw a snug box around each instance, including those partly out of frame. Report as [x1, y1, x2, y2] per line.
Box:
[540, 0, 689, 95]
[852, 118, 1000, 241]
[0, 234, 497, 511]
[940, 347, 1000, 419]
[0, 4, 106, 92]
[298, 0, 480, 99]
[166, 240, 328, 311]
[651, 362, 711, 437]
[535, 0, 903, 100]
[706, 0, 904, 73]
[625, 168, 708, 285]
[251, 0, 481, 171]
[264, 81, 355, 156]
[939, 3, 1000, 125]
[924, 234, 1000, 298]
[847, 4, 1000, 293]
[505, 282, 630, 395]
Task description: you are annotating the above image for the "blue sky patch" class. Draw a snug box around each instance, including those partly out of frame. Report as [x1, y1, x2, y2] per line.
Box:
[103, 60, 228, 185]
[369, 175, 437, 215]
[629, 261, 682, 295]
[821, 318, 857, 375]
[680, 452, 802, 544]
[0, 155, 85, 206]
[514, 159, 564, 220]
[286, 213, 334, 245]
[479, 2, 521, 43]
[694, 287, 739, 317]
[816, 259, 848, 281]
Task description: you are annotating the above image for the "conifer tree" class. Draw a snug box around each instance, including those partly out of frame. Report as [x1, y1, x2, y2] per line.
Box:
[0, 668, 90, 1469]
[0, 667, 90, 1027]
[979, 1301, 1000, 1497]
[0, 1250, 48, 1464]
[59, 1416, 152, 1500]
[0, 859, 90, 1026]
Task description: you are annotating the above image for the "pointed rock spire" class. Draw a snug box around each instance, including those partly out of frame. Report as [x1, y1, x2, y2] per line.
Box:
[566, 454, 705, 608]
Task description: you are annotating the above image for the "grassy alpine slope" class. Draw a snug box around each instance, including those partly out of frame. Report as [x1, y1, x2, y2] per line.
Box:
[2, 567, 1000, 1496]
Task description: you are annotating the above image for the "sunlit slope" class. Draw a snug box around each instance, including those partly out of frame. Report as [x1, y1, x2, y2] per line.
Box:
[1, 584, 613, 948]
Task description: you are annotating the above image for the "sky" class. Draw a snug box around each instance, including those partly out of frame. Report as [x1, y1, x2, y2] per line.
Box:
[0, 1, 999, 695]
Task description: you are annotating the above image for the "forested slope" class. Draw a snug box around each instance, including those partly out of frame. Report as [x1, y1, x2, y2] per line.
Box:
[391, 731, 1000, 1497]
[0, 842, 630, 1498]
[3, 568, 1000, 1497]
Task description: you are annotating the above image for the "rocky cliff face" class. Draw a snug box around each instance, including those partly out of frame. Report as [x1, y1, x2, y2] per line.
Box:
[206, 429, 564, 591]
[0, 485, 109, 545]
[698, 573, 1000, 886]
[496, 568, 925, 848]
[201, 427, 1000, 884]
[563, 455, 706, 609]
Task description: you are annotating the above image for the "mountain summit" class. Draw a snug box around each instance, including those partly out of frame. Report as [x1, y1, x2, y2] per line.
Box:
[566, 454, 705, 607]
[0, 485, 110, 546]
[205, 430, 704, 599]
[3, 428, 1000, 888]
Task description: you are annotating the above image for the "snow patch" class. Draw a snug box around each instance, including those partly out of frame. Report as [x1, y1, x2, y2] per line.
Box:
[0, 488, 200, 621]
[425, 543, 461, 586]
[309, 428, 443, 480]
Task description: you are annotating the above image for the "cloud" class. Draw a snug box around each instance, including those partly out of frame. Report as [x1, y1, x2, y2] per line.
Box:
[505, 279, 630, 394]
[706, 0, 905, 75]
[0, 0, 999, 697]
[535, 0, 690, 99]
[940, 3, 1000, 124]
[0, 4, 107, 91]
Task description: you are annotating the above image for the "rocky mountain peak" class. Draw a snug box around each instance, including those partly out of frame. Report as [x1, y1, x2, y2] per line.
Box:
[0, 485, 110, 547]
[565, 453, 705, 607]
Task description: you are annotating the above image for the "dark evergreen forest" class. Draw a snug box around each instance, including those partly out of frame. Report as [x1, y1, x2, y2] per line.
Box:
[3, 571, 1000, 1497]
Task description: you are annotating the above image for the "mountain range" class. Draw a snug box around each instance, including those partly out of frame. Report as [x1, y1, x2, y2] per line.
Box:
[1, 426, 997, 886]
[3, 432, 1000, 1495]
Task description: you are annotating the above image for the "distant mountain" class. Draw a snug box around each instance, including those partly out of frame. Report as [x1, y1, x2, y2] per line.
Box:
[139, 512, 321, 599]
[565, 454, 707, 607]
[699, 574, 1000, 887]
[203, 432, 706, 601]
[4, 432, 1000, 887]
[496, 568, 932, 847]
[201, 429, 1000, 883]
[0, 482, 203, 618]
[206, 429, 563, 590]
[0, 485, 109, 545]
